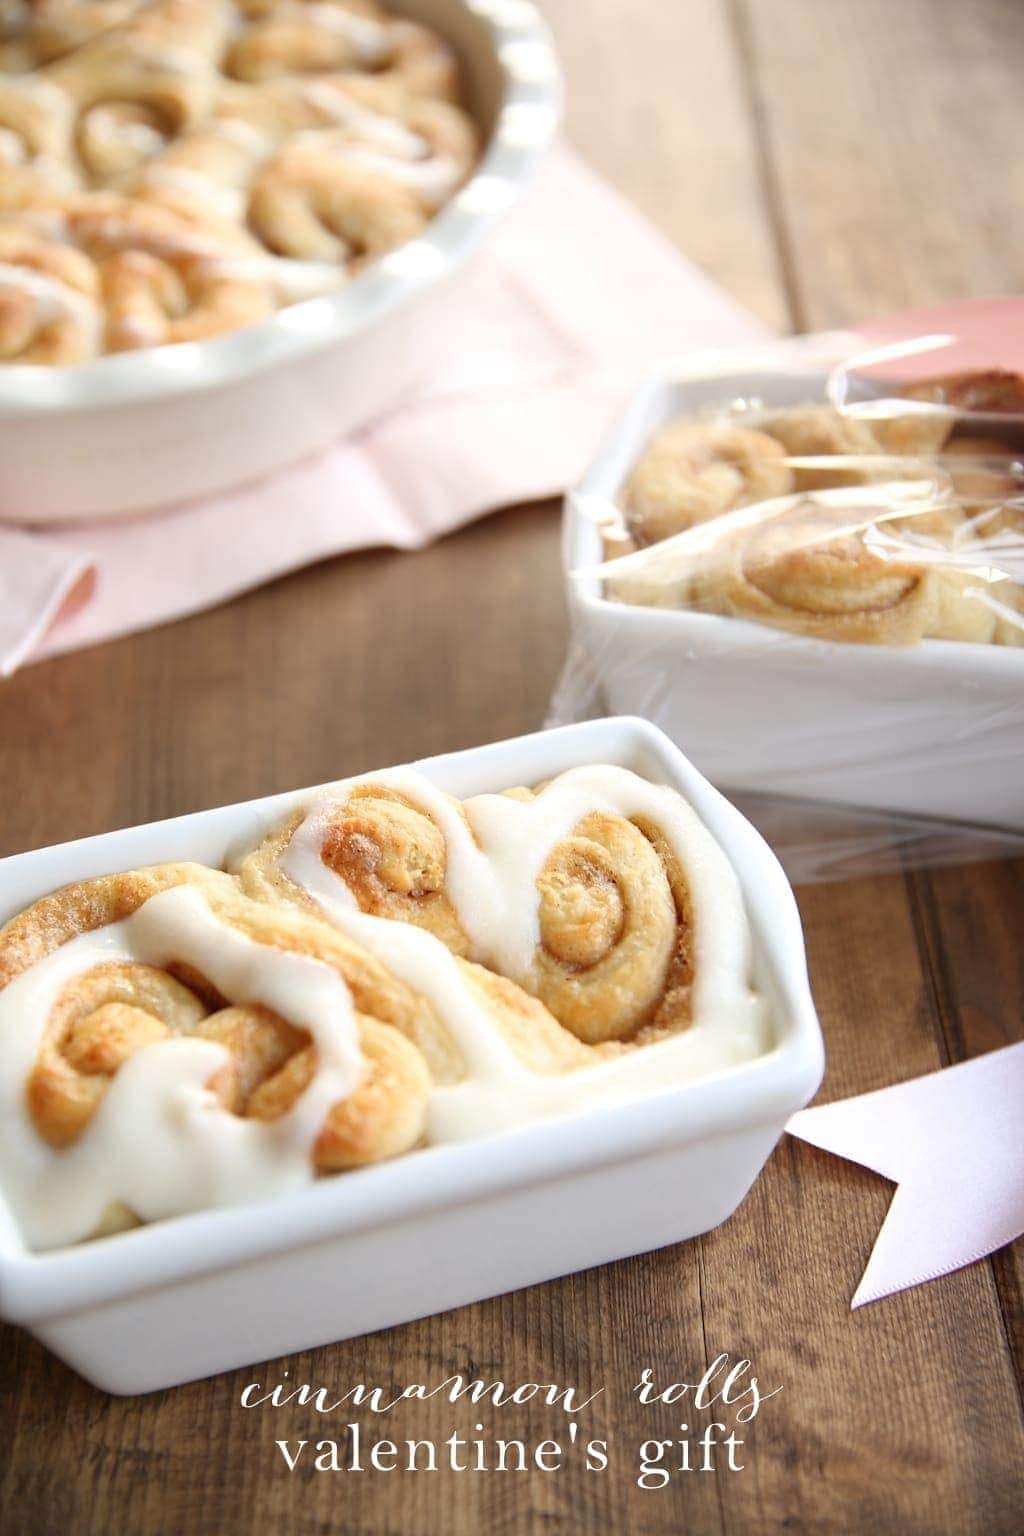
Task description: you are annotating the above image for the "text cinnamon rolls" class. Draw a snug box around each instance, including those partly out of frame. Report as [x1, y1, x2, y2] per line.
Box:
[0, 765, 767, 1248]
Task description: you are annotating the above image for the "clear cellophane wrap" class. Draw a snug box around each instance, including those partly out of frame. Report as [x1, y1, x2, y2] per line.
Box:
[550, 299, 1024, 882]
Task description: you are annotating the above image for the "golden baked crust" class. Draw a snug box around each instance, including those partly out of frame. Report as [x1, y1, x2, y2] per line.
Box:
[0, 0, 479, 360]
[623, 420, 794, 545]
[238, 782, 700, 1046]
[686, 495, 1006, 645]
[3, 868, 445, 1176]
[611, 375, 1024, 646]
[1, 847, 635, 1232]
[238, 781, 473, 954]
[0, 860, 235, 988]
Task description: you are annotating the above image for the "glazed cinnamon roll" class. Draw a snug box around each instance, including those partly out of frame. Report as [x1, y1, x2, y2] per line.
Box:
[225, 0, 459, 100]
[247, 150, 425, 264]
[44, 0, 230, 180]
[6, 841, 702, 1246]
[101, 244, 274, 346]
[0, 216, 102, 361]
[0, 76, 77, 207]
[0, 0, 480, 360]
[20, 1, 145, 64]
[0, 865, 452, 1244]
[236, 764, 753, 1048]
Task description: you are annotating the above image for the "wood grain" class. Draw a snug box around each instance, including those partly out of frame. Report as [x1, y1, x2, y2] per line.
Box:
[1, 2, 1023, 1534]
[734, 0, 1024, 329]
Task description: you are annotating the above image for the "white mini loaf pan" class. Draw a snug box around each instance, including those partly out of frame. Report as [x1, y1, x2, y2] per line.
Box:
[0, 718, 822, 1395]
[565, 356, 1024, 831]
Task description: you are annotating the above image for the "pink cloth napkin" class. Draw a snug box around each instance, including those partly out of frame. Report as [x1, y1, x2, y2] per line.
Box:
[0, 144, 768, 673]
[787, 1042, 1024, 1307]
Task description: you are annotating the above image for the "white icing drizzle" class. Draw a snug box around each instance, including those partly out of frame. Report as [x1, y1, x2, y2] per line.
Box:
[0, 885, 363, 1249]
[0, 261, 101, 351]
[0, 772, 770, 1250]
[282, 766, 770, 1142]
[304, 2, 391, 63]
[79, 102, 169, 163]
[331, 142, 461, 208]
[142, 163, 249, 220]
[0, 124, 27, 163]
[286, 95, 462, 209]
[195, 249, 347, 300]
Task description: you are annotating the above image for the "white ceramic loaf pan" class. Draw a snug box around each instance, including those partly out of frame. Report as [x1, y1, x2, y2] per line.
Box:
[565, 357, 1024, 831]
[0, 718, 822, 1395]
[0, 0, 560, 523]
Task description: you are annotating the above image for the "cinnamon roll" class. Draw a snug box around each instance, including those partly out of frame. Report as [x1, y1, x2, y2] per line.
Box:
[101, 243, 274, 346]
[0, 759, 768, 1248]
[236, 764, 754, 1049]
[0, 867, 452, 1244]
[266, 77, 477, 210]
[622, 420, 795, 546]
[0, 0, 479, 360]
[758, 403, 949, 484]
[612, 376, 1024, 644]
[0, 215, 102, 360]
[0, 76, 77, 207]
[226, 1, 459, 100]
[684, 490, 1004, 645]
[20, 1, 146, 64]
[247, 150, 425, 264]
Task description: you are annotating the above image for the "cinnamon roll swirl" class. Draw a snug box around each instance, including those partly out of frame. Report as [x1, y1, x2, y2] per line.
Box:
[0, 868, 452, 1244]
[0, 0, 479, 359]
[0, 216, 102, 360]
[237, 764, 753, 1049]
[0, 77, 77, 207]
[684, 490, 1002, 645]
[225, 1, 459, 100]
[763, 403, 883, 479]
[623, 420, 794, 546]
[247, 150, 425, 264]
[0, 757, 769, 1249]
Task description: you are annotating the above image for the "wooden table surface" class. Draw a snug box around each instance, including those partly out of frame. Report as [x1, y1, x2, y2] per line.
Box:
[2, 3, 1023, 1533]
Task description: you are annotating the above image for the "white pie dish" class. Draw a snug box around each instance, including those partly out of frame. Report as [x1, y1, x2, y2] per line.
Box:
[0, 716, 821, 1395]
[0, 0, 560, 524]
[564, 354, 1024, 831]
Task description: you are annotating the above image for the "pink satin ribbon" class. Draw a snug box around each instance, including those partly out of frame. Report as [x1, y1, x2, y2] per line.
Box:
[788, 1042, 1024, 1306]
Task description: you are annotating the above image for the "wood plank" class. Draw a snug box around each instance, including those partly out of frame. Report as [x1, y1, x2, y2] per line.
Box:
[908, 860, 1024, 1402]
[735, 0, 1024, 328]
[543, 0, 791, 329]
[700, 874, 1024, 1534]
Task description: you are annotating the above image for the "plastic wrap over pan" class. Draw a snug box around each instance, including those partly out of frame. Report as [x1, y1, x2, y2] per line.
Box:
[0, 0, 560, 521]
[556, 299, 1024, 875]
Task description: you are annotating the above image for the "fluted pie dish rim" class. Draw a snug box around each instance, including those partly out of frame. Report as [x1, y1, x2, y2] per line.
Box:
[0, 0, 561, 417]
[0, 718, 822, 1328]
